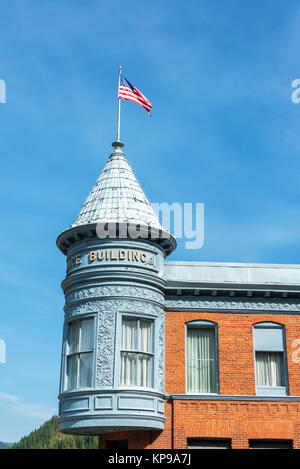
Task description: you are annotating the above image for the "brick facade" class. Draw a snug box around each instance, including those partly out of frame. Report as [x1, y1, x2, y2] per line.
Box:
[99, 311, 300, 449]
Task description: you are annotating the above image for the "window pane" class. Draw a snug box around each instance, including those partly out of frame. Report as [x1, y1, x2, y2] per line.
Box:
[79, 352, 93, 388]
[138, 354, 153, 387]
[187, 328, 216, 393]
[139, 320, 153, 353]
[80, 318, 94, 352]
[66, 355, 78, 390]
[122, 318, 137, 350]
[120, 317, 154, 388]
[256, 352, 284, 387]
[120, 352, 137, 386]
[254, 327, 284, 352]
[68, 321, 80, 354]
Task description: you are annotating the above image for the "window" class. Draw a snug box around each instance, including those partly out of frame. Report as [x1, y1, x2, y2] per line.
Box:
[253, 322, 287, 396]
[120, 317, 153, 388]
[256, 352, 284, 387]
[186, 321, 218, 393]
[249, 439, 292, 449]
[187, 438, 231, 449]
[66, 317, 94, 390]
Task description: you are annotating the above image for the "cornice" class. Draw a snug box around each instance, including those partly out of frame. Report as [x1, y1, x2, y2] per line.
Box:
[165, 296, 300, 313]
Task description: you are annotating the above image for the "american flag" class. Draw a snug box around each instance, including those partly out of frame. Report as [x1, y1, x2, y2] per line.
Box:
[118, 74, 152, 115]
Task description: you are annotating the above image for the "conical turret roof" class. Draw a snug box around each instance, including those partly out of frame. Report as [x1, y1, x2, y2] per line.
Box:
[57, 141, 176, 256]
[71, 141, 162, 230]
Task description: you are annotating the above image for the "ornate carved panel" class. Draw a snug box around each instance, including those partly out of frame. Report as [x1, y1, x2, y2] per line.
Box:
[165, 297, 300, 313]
[97, 310, 116, 388]
[65, 285, 164, 306]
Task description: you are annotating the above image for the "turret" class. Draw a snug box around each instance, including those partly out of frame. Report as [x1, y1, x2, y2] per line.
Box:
[57, 141, 176, 434]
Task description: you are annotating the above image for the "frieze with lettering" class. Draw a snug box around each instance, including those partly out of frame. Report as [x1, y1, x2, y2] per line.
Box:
[67, 248, 157, 272]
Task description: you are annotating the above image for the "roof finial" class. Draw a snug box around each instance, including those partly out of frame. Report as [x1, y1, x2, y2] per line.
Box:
[112, 140, 124, 152]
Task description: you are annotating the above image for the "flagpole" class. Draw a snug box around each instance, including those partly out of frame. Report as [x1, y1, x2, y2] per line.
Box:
[117, 66, 122, 141]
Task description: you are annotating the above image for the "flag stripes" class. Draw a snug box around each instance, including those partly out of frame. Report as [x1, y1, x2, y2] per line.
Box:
[118, 74, 152, 115]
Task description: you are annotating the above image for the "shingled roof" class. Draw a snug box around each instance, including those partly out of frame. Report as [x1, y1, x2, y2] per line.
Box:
[72, 141, 163, 230]
[57, 141, 176, 255]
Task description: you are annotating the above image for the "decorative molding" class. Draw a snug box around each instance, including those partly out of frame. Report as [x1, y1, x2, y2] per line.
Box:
[170, 394, 300, 402]
[58, 414, 165, 435]
[176, 400, 300, 414]
[165, 296, 300, 313]
[144, 254, 156, 268]
[97, 310, 115, 388]
[65, 298, 163, 320]
[59, 388, 166, 399]
[65, 285, 164, 306]
[158, 313, 165, 393]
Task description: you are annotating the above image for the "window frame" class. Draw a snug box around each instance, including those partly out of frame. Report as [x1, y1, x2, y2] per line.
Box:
[185, 320, 219, 395]
[117, 312, 156, 390]
[249, 439, 292, 449]
[187, 438, 231, 449]
[63, 314, 96, 392]
[253, 322, 289, 397]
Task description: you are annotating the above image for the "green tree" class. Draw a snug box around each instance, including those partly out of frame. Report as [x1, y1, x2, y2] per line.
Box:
[11, 416, 98, 449]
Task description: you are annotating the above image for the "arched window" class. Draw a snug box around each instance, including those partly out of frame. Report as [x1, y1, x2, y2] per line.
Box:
[186, 321, 218, 394]
[253, 322, 288, 396]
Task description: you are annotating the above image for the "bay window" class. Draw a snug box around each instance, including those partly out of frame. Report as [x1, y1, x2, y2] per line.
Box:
[120, 317, 154, 388]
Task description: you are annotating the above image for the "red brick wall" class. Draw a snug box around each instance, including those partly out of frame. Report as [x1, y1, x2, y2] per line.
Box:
[99, 311, 300, 449]
[165, 311, 300, 396]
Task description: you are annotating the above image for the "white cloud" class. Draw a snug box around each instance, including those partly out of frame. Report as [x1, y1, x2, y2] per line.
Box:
[0, 262, 61, 301]
[0, 392, 56, 420]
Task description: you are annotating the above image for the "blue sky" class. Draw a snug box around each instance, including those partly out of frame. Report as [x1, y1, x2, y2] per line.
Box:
[1, 0, 300, 441]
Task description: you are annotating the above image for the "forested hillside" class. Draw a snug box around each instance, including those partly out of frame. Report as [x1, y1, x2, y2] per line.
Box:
[11, 416, 98, 449]
[0, 442, 13, 449]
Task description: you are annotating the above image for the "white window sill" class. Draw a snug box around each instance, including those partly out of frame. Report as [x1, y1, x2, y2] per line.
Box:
[256, 386, 287, 397]
[118, 386, 155, 392]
